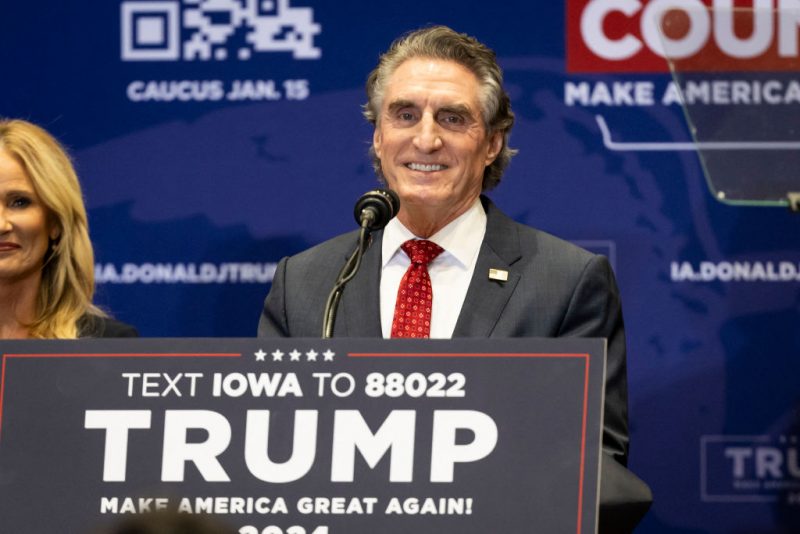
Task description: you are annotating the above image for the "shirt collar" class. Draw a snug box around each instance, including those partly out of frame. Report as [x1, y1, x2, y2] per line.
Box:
[381, 197, 487, 268]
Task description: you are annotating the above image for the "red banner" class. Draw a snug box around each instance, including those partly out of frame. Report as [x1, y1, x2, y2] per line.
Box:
[567, 0, 800, 73]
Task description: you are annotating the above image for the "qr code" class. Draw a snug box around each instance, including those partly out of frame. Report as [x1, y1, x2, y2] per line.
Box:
[121, 0, 321, 61]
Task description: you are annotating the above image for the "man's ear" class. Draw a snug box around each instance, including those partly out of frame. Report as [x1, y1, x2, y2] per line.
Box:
[373, 128, 383, 159]
[485, 130, 503, 165]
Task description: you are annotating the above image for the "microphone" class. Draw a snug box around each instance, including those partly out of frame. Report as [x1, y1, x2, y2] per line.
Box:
[322, 189, 400, 338]
[353, 189, 400, 230]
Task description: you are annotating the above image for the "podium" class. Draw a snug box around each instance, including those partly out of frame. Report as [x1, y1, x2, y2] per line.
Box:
[0, 338, 605, 533]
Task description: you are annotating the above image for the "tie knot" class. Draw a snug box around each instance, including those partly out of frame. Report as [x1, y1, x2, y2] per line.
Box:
[401, 239, 444, 266]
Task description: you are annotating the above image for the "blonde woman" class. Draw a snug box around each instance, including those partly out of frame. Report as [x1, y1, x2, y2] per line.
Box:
[0, 119, 136, 338]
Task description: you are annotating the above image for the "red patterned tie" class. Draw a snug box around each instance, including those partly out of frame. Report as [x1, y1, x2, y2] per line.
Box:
[391, 239, 444, 338]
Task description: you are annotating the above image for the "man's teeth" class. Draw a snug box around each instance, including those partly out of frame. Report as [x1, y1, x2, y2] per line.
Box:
[407, 163, 446, 172]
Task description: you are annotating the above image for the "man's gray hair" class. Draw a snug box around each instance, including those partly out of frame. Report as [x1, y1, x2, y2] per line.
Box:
[363, 25, 517, 191]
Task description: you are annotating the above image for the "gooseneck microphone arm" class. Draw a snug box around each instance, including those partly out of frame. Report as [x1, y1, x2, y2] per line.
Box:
[322, 189, 400, 338]
[321, 224, 369, 339]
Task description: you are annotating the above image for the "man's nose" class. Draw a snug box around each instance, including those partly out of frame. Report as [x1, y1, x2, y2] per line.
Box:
[412, 115, 443, 153]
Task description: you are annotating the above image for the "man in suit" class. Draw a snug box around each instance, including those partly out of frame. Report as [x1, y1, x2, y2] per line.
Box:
[259, 25, 650, 530]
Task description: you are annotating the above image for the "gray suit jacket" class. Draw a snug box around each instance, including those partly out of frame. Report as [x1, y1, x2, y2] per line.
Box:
[259, 197, 651, 529]
[260, 197, 627, 457]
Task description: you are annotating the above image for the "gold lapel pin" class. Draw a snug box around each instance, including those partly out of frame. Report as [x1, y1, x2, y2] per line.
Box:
[488, 268, 509, 282]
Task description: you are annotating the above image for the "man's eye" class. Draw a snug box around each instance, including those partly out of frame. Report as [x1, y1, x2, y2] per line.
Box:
[441, 113, 465, 125]
[398, 112, 415, 121]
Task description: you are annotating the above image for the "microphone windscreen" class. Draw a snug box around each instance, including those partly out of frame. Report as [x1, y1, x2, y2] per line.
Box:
[353, 189, 400, 230]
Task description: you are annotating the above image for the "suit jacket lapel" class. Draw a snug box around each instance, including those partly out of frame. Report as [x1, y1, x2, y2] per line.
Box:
[453, 198, 523, 337]
[339, 230, 384, 337]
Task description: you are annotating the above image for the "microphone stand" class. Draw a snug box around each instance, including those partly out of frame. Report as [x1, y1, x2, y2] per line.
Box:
[321, 217, 373, 339]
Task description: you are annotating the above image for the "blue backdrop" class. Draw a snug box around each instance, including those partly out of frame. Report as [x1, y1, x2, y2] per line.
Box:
[3, 1, 800, 531]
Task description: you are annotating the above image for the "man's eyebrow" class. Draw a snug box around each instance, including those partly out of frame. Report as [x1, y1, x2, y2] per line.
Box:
[437, 104, 474, 118]
[386, 99, 417, 113]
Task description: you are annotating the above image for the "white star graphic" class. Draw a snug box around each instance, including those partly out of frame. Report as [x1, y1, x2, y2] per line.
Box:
[323, 349, 335, 361]
[254, 349, 267, 361]
[306, 349, 318, 362]
[271, 349, 284, 362]
[289, 349, 302, 361]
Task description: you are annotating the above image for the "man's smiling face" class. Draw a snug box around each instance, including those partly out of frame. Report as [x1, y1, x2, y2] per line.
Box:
[373, 57, 501, 231]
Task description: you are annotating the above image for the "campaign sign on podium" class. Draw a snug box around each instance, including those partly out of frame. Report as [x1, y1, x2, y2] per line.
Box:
[0, 338, 605, 533]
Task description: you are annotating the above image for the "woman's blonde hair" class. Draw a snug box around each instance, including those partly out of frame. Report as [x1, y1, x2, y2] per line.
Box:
[0, 119, 103, 338]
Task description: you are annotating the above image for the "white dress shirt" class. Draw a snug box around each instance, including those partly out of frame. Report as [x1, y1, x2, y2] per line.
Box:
[380, 197, 487, 338]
